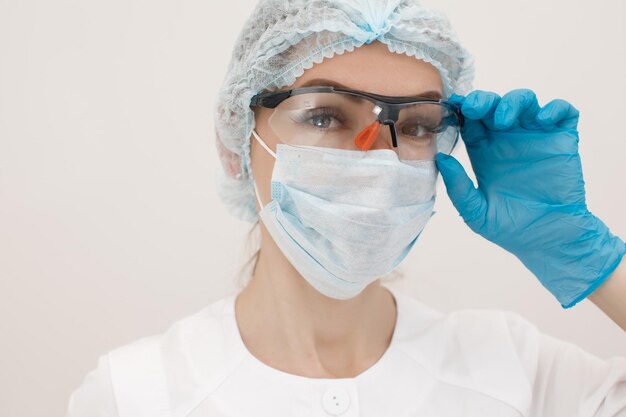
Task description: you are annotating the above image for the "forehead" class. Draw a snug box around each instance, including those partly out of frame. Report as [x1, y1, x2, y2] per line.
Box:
[288, 41, 443, 97]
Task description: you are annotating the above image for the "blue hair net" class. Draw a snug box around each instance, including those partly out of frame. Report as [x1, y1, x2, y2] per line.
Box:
[213, 0, 475, 223]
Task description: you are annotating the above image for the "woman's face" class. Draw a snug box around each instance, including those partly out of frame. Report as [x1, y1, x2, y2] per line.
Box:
[250, 40, 443, 212]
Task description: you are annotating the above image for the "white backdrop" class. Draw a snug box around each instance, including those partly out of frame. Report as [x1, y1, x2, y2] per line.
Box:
[0, 1, 624, 416]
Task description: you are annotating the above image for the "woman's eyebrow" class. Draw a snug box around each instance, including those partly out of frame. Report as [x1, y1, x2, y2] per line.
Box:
[299, 78, 443, 100]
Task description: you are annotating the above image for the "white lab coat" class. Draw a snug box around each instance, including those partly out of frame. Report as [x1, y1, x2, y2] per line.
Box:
[65, 285, 626, 416]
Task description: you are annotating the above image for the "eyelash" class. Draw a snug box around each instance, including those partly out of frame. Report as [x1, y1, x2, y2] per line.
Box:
[293, 108, 346, 128]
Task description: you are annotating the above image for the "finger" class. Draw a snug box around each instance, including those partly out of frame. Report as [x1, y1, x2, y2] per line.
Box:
[494, 89, 541, 130]
[435, 152, 487, 230]
[446, 92, 482, 147]
[448, 93, 465, 106]
[459, 117, 488, 147]
[459, 91, 501, 140]
[536, 99, 580, 130]
[461, 90, 501, 120]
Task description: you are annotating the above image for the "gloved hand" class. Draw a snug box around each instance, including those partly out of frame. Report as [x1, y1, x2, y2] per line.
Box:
[435, 89, 625, 308]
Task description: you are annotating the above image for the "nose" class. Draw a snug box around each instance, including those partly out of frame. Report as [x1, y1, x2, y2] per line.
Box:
[369, 122, 396, 150]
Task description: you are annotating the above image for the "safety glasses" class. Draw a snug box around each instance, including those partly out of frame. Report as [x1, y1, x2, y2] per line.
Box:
[250, 85, 464, 161]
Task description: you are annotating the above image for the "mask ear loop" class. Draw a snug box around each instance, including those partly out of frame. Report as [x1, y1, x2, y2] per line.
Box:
[252, 129, 276, 158]
[251, 129, 276, 210]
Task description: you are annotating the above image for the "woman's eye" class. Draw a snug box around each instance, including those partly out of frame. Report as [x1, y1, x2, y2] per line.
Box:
[401, 120, 443, 137]
[308, 114, 339, 129]
[293, 107, 345, 130]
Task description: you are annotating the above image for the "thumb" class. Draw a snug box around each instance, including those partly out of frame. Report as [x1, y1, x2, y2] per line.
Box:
[435, 152, 487, 229]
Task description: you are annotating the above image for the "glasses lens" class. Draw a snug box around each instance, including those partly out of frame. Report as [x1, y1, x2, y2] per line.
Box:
[267, 92, 460, 160]
[396, 103, 460, 159]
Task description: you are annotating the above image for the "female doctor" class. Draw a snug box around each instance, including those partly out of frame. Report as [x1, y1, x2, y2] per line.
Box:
[66, 0, 626, 416]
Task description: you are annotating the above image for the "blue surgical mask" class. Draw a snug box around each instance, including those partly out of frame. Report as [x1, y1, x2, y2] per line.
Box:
[251, 129, 438, 300]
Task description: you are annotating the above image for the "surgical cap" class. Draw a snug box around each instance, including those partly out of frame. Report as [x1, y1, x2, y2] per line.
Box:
[213, 0, 475, 224]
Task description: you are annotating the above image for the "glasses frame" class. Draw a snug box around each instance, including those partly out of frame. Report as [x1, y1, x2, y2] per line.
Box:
[250, 85, 464, 148]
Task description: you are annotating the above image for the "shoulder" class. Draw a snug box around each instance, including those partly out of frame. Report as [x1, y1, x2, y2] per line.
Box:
[66, 292, 242, 417]
[392, 290, 626, 414]
[395, 290, 543, 373]
[65, 353, 119, 417]
[392, 288, 540, 354]
[442, 306, 626, 415]
[391, 289, 539, 412]
[108, 292, 236, 383]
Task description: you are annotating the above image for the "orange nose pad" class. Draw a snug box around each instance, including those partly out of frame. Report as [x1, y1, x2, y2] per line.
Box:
[354, 121, 382, 151]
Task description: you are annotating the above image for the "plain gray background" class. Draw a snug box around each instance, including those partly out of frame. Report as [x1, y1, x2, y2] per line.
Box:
[0, 1, 624, 416]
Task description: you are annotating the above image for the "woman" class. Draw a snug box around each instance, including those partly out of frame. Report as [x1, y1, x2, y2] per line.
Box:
[66, 0, 626, 416]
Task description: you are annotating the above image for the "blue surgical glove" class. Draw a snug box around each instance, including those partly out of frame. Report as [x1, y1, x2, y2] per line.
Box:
[435, 89, 625, 309]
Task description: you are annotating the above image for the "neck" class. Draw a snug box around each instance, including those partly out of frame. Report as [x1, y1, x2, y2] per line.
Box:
[234, 230, 397, 378]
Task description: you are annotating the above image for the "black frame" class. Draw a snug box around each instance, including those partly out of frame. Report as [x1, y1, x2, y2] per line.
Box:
[250, 85, 464, 148]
